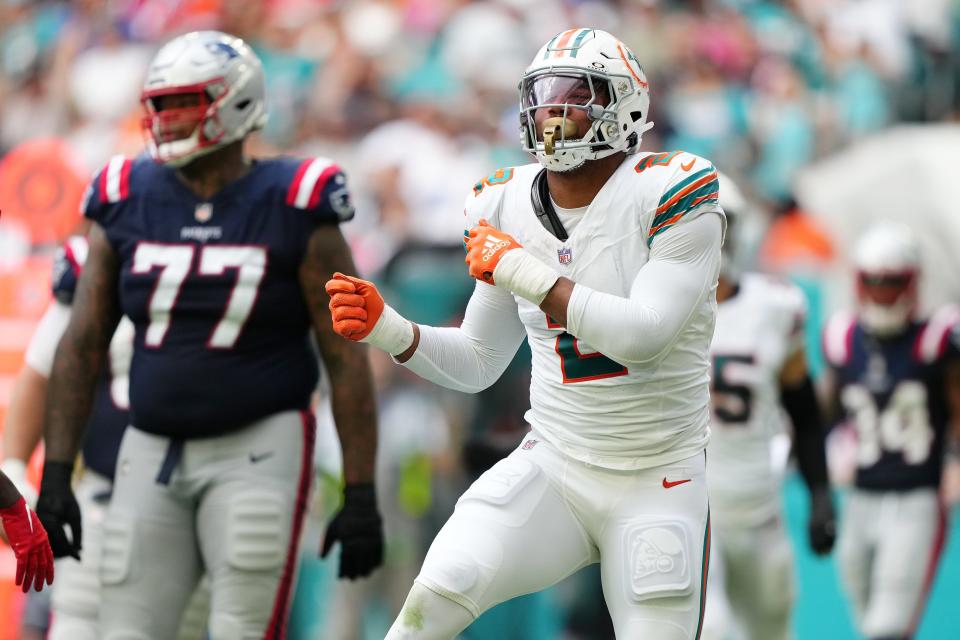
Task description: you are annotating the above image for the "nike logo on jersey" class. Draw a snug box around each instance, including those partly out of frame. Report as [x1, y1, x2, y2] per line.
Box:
[249, 451, 274, 464]
[662, 477, 692, 489]
[680, 159, 696, 172]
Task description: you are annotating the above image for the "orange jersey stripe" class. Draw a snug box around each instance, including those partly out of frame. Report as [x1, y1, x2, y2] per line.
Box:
[656, 171, 717, 215]
[649, 191, 718, 237]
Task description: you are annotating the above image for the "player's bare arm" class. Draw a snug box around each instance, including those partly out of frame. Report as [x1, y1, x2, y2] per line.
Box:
[45, 223, 121, 464]
[37, 223, 120, 559]
[3, 367, 46, 463]
[300, 225, 378, 484]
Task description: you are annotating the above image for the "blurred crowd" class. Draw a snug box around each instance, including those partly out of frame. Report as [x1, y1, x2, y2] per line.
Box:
[2, 1, 960, 638]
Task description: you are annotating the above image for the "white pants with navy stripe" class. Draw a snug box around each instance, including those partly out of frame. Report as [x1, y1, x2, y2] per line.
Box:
[838, 487, 946, 639]
[99, 411, 314, 640]
[414, 431, 711, 639]
[701, 514, 795, 640]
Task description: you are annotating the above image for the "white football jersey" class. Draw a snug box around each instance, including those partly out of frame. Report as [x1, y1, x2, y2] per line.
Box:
[707, 273, 806, 526]
[464, 152, 723, 470]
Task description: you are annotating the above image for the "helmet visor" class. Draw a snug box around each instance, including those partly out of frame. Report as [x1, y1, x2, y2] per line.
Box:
[521, 73, 611, 110]
[857, 271, 915, 306]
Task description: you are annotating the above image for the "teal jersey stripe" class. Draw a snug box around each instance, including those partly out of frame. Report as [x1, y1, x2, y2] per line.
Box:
[658, 167, 713, 207]
[463, 229, 470, 252]
[652, 180, 720, 228]
[569, 29, 592, 57]
[648, 195, 719, 245]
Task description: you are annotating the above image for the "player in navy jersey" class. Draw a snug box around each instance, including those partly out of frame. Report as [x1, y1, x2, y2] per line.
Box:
[3, 236, 210, 639]
[34, 31, 383, 640]
[822, 222, 960, 640]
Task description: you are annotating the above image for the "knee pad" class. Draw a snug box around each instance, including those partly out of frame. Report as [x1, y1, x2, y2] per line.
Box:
[52, 560, 101, 620]
[207, 612, 244, 640]
[103, 631, 152, 640]
[419, 457, 547, 615]
[100, 515, 136, 587]
[624, 520, 695, 602]
[225, 490, 287, 572]
[48, 617, 99, 640]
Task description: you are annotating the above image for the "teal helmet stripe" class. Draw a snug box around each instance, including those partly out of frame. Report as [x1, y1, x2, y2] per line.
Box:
[568, 28, 593, 58]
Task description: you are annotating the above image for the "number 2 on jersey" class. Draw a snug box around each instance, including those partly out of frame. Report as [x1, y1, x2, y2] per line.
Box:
[132, 242, 267, 349]
[546, 315, 627, 383]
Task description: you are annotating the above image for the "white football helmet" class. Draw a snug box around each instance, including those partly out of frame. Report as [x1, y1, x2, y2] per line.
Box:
[519, 28, 653, 172]
[852, 222, 921, 336]
[141, 31, 267, 167]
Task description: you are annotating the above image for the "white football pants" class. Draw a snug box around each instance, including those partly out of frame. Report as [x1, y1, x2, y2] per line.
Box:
[838, 488, 946, 639]
[99, 411, 314, 640]
[388, 432, 711, 639]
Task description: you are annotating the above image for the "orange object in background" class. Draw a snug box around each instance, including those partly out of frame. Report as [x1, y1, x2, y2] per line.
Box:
[0, 138, 87, 246]
[760, 208, 835, 273]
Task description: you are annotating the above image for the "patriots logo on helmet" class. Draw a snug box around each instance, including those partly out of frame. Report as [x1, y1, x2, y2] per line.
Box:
[205, 41, 239, 61]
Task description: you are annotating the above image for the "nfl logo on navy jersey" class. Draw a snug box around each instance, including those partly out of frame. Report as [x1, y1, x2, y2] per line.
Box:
[557, 247, 572, 265]
[194, 203, 213, 223]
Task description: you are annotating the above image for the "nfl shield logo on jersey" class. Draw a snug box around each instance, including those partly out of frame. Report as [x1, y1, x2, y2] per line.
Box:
[557, 247, 572, 265]
[195, 203, 213, 223]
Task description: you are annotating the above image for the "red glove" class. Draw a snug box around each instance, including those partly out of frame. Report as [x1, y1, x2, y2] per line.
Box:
[1, 497, 55, 592]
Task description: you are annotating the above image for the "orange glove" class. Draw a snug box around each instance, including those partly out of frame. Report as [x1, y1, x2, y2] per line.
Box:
[326, 273, 385, 341]
[465, 219, 559, 304]
[465, 219, 523, 285]
[1, 497, 55, 593]
[325, 273, 414, 355]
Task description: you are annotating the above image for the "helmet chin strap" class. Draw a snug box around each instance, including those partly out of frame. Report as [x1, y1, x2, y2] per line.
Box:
[542, 117, 578, 156]
[861, 300, 913, 337]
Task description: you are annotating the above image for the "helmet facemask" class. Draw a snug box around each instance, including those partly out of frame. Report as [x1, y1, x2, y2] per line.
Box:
[519, 69, 648, 172]
[140, 31, 267, 168]
[856, 270, 918, 337]
[851, 222, 921, 337]
[142, 79, 232, 167]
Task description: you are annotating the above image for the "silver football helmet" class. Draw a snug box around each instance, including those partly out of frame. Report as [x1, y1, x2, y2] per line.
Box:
[852, 222, 921, 336]
[141, 31, 267, 167]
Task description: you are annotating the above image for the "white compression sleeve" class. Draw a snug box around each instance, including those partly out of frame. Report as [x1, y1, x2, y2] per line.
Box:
[566, 213, 723, 366]
[24, 301, 72, 378]
[399, 281, 527, 393]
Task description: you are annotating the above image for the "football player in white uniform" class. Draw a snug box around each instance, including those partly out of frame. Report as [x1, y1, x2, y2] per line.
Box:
[701, 174, 835, 640]
[824, 223, 960, 640]
[326, 29, 724, 639]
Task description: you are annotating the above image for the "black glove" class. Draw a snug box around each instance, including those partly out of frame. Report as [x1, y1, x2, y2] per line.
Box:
[35, 461, 82, 560]
[808, 486, 836, 555]
[320, 483, 384, 579]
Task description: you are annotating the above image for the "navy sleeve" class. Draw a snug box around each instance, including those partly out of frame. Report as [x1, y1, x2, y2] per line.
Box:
[51, 237, 88, 305]
[283, 157, 355, 225]
[82, 155, 134, 227]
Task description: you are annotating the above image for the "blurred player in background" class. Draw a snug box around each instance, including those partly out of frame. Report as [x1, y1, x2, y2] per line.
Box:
[823, 222, 960, 640]
[328, 28, 723, 639]
[701, 174, 835, 640]
[34, 30, 382, 640]
[2, 236, 211, 639]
